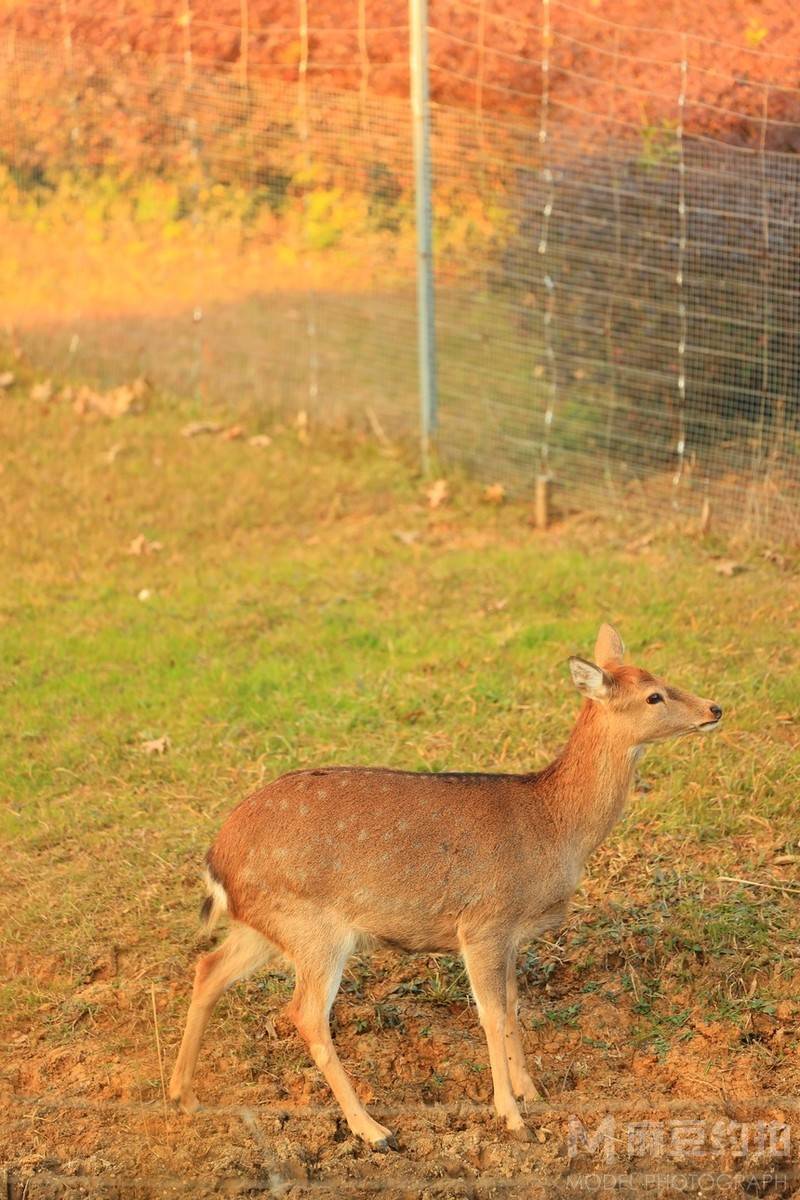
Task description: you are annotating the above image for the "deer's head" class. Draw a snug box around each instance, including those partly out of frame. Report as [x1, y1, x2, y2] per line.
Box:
[569, 624, 722, 748]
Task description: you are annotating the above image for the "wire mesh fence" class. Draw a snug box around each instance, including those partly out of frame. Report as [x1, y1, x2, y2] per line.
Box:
[0, 1, 798, 539]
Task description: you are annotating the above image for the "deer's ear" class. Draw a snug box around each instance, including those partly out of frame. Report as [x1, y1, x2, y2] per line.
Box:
[594, 623, 625, 667]
[569, 656, 612, 700]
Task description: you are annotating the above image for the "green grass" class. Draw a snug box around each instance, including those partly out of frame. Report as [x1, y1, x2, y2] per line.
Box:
[1, 360, 799, 1082]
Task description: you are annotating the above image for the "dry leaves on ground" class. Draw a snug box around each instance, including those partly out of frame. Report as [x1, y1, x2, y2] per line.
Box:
[30, 379, 53, 402]
[625, 532, 655, 553]
[127, 534, 163, 556]
[140, 735, 170, 755]
[73, 379, 148, 419]
[181, 422, 255, 442]
[483, 482, 506, 505]
[426, 478, 449, 509]
[715, 559, 746, 577]
[181, 421, 222, 438]
[101, 442, 125, 464]
[393, 529, 420, 545]
[220, 424, 245, 441]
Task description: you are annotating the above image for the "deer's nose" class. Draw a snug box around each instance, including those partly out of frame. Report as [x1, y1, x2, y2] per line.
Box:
[709, 704, 722, 720]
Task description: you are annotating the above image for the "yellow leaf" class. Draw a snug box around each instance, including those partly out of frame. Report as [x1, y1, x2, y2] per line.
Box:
[745, 17, 768, 46]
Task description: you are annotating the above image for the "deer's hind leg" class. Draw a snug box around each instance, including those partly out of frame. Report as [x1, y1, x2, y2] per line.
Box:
[169, 922, 275, 1112]
[286, 928, 398, 1150]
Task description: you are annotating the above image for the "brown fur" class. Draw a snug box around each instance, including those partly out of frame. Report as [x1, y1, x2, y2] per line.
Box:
[169, 624, 721, 1148]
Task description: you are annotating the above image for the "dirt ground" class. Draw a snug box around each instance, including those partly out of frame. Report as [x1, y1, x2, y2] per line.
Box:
[5, 844, 800, 1198]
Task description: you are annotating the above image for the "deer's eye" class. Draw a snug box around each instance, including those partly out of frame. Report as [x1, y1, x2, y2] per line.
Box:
[646, 692, 663, 705]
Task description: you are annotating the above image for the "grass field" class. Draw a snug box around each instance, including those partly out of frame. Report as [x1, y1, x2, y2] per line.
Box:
[1, 362, 799, 1197]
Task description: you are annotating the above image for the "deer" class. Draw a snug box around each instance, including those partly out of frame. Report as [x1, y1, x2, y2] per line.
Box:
[169, 624, 722, 1148]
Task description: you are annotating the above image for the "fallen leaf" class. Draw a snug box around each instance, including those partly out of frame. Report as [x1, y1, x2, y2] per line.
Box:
[0, 371, 14, 388]
[625, 532, 655, 553]
[101, 442, 125, 464]
[220, 424, 244, 441]
[775, 713, 794, 723]
[95, 385, 136, 418]
[483, 482, 506, 505]
[248, 434, 272, 447]
[393, 529, 420, 545]
[137, 588, 152, 601]
[72, 387, 94, 415]
[73, 382, 144, 419]
[715, 560, 746, 577]
[744, 16, 768, 46]
[181, 421, 221, 438]
[484, 598, 508, 613]
[30, 379, 53, 402]
[426, 478, 449, 509]
[141, 735, 170, 755]
[128, 534, 163, 556]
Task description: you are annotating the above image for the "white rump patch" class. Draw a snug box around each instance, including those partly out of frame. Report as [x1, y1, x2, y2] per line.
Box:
[203, 866, 229, 916]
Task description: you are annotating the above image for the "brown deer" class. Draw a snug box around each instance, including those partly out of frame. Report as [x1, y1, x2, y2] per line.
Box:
[169, 624, 721, 1147]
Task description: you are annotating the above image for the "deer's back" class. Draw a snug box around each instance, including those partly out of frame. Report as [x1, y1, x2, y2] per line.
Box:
[207, 766, 571, 953]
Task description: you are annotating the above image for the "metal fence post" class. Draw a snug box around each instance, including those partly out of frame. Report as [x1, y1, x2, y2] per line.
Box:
[409, 0, 437, 469]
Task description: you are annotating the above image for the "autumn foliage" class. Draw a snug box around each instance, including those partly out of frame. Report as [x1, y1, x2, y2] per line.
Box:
[2, 0, 800, 148]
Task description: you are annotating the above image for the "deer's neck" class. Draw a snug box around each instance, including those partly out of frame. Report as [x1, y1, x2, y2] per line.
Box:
[539, 701, 640, 862]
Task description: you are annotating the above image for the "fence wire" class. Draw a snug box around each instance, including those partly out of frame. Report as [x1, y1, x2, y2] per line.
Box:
[0, 3, 798, 540]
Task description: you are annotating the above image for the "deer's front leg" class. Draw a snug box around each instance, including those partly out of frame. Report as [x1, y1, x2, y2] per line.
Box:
[505, 951, 540, 1103]
[460, 933, 532, 1141]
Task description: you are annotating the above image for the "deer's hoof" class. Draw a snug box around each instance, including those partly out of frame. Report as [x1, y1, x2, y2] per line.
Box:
[170, 1089, 200, 1115]
[373, 1133, 400, 1152]
[508, 1122, 534, 1143]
